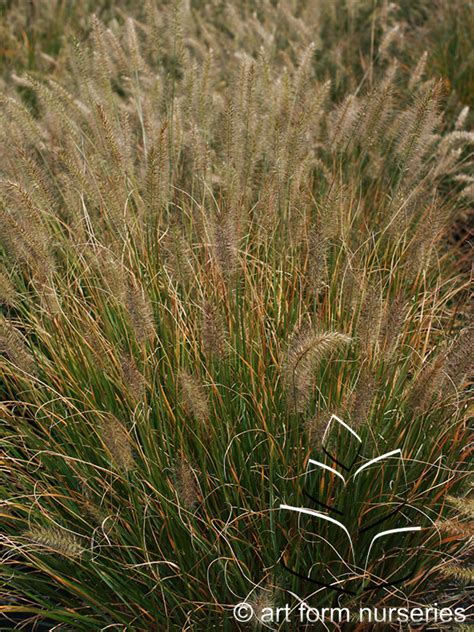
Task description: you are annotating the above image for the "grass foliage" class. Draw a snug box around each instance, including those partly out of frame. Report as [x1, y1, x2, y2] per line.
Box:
[0, 1, 473, 629]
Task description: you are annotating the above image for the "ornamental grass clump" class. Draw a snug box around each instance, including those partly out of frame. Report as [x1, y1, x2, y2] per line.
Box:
[0, 1, 472, 630]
